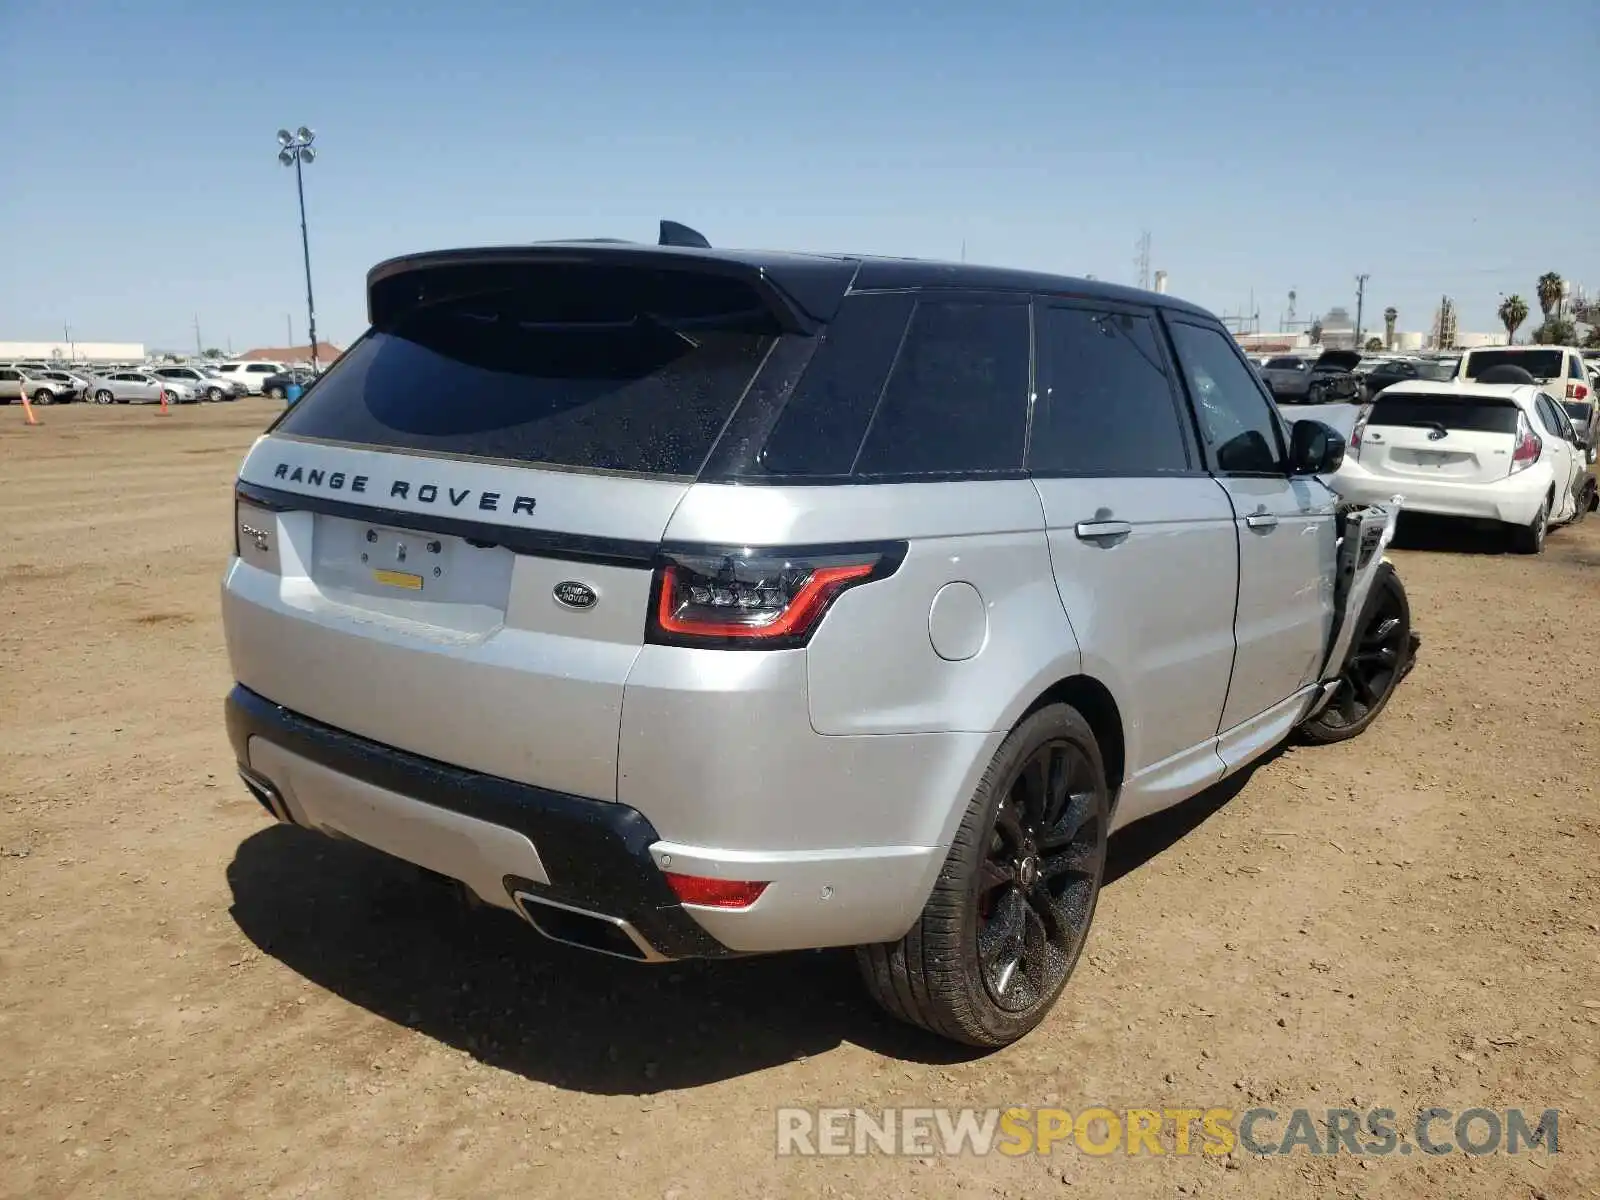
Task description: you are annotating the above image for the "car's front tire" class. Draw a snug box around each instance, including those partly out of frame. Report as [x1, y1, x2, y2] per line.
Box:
[856, 703, 1109, 1048]
[1298, 562, 1411, 745]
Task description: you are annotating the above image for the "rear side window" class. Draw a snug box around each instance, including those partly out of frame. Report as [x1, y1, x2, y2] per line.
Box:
[851, 297, 1029, 476]
[1265, 357, 1302, 370]
[1463, 349, 1562, 380]
[710, 292, 1031, 480]
[274, 267, 782, 477]
[752, 291, 914, 476]
[1031, 305, 1190, 474]
[1369, 392, 1521, 434]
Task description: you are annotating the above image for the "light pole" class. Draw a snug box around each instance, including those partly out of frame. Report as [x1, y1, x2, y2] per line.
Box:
[276, 127, 320, 373]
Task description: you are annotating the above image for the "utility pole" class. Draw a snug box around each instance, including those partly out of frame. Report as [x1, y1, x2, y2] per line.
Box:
[286, 313, 294, 346]
[194, 315, 203, 358]
[1354, 273, 1370, 348]
[1135, 231, 1151, 290]
[64, 323, 75, 362]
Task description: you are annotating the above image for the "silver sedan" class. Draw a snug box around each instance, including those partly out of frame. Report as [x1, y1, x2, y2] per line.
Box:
[87, 371, 199, 405]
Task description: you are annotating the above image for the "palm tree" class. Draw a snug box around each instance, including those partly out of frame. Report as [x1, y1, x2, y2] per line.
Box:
[1383, 307, 1397, 350]
[1498, 295, 1529, 344]
[1536, 272, 1563, 319]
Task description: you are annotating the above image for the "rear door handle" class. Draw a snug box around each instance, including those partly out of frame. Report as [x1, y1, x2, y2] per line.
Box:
[1074, 520, 1132, 541]
[1245, 513, 1279, 530]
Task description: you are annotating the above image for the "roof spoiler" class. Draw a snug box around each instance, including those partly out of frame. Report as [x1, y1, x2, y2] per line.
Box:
[365, 243, 855, 334]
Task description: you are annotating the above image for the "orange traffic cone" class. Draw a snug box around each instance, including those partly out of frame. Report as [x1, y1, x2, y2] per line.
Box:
[157, 387, 169, 416]
[19, 389, 40, 426]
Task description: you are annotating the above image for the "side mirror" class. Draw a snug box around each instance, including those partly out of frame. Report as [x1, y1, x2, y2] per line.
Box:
[1289, 419, 1346, 475]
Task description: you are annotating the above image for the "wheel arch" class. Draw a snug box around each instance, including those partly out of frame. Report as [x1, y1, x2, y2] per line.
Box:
[1016, 674, 1126, 804]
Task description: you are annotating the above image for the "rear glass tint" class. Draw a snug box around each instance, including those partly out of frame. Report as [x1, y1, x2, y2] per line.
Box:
[1563, 402, 1590, 424]
[710, 292, 1030, 480]
[274, 267, 780, 477]
[751, 291, 914, 477]
[851, 297, 1030, 476]
[1463, 349, 1563, 380]
[1369, 392, 1521, 434]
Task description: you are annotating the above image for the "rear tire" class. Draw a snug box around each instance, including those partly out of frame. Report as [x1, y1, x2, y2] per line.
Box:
[856, 703, 1109, 1048]
[1298, 563, 1411, 745]
[33, 389, 54, 406]
[1509, 499, 1548, 555]
[267, 386, 285, 399]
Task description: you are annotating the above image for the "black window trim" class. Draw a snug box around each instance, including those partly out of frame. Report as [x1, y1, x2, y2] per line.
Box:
[1025, 294, 1206, 479]
[1159, 312, 1291, 479]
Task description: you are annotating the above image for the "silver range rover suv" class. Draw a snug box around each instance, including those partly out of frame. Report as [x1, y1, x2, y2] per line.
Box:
[221, 224, 1417, 1047]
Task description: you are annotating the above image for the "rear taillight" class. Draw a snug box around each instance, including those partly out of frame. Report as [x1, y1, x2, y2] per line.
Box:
[1569, 381, 1589, 400]
[1510, 414, 1541, 475]
[1348, 405, 1372, 459]
[646, 542, 906, 649]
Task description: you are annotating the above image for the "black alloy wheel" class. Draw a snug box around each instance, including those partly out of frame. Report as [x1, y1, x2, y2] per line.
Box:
[857, 703, 1110, 1047]
[1299, 562, 1411, 744]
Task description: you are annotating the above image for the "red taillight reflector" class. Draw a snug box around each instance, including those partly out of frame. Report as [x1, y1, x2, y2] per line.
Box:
[663, 873, 769, 909]
[1570, 382, 1589, 400]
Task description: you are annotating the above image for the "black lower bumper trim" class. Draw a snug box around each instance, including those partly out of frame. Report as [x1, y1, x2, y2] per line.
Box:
[223, 684, 735, 960]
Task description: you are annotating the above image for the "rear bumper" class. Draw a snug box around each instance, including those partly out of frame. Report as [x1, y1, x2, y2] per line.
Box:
[224, 684, 955, 959]
[1333, 460, 1549, 525]
[225, 684, 735, 961]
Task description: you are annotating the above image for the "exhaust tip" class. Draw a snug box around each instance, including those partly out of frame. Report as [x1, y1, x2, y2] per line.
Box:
[238, 767, 290, 823]
[512, 891, 666, 963]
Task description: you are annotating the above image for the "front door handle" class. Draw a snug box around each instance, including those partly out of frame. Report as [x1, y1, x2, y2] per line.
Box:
[1245, 512, 1279, 530]
[1074, 520, 1133, 541]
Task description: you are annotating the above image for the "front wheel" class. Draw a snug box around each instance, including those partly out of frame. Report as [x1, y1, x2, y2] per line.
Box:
[207, 386, 225, 402]
[267, 386, 285, 399]
[856, 703, 1109, 1047]
[1298, 563, 1411, 745]
[95, 389, 114, 404]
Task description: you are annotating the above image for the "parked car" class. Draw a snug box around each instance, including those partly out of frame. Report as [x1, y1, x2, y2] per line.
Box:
[222, 229, 1416, 1048]
[1361, 357, 1458, 400]
[1456, 346, 1592, 407]
[0, 366, 78, 405]
[1304, 350, 1363, 403]
[259, 367, 318, 399]
[1334, 380, 1590, 552]
[1258, 355, 1314, 400]
[151, 365, 246, 402]
[215, 361, 290, 395]
[86, 370, 198, 405]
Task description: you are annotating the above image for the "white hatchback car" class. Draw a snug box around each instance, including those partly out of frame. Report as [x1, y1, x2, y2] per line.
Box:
[1333, 380, 1589, 552]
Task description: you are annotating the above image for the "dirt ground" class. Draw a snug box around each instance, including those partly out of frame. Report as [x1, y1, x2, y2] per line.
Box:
[2, 400, 1596, 1200]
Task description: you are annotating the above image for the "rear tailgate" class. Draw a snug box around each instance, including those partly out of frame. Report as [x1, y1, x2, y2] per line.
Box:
[223, 256, 822, 800]
[1356, 392, 1522, 484]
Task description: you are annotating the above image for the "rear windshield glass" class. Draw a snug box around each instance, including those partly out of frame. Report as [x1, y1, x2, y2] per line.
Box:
[274, 267, 780, 477]
[1564, 402, 1591, 424]
[1463, 349, 1563, 381]
[1265, 357, 1302, 369]
[1369, 392, 1520, 434]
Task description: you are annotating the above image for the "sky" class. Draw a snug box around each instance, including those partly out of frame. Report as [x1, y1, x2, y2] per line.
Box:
[2, 0, 1596, 353]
